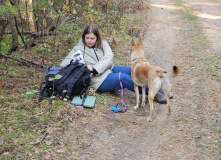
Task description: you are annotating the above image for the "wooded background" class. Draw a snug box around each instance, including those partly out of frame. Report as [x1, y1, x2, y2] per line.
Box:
[0, 0, 144, 63]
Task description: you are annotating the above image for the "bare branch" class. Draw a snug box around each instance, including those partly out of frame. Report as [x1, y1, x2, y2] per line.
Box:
[0, 53, 45, 68]
[30, 132, 49, 145]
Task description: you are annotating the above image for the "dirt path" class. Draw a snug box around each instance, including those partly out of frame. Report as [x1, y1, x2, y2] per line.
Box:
[184, 0, 221, 58]
[61, 0, 220, 159]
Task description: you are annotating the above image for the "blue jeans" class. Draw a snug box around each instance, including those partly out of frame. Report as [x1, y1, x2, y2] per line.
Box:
[97, 66, 149, 94]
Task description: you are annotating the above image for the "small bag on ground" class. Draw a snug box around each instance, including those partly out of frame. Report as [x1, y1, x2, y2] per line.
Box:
[71, 95, 96, 108]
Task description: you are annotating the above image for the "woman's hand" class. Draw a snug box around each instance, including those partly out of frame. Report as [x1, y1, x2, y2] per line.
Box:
[87, 65, 93, 72]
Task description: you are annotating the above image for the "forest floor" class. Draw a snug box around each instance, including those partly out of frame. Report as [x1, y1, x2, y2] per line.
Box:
[59, 0, 220, 159]
[1, 0, 220, 159]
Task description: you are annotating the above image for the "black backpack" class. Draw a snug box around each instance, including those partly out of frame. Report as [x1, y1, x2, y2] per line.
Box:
[38, 61, 91, 104]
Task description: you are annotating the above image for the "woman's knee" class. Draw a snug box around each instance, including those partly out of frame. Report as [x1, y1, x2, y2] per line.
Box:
[113, 66, 131, 75]
[119, 73, 131, 82]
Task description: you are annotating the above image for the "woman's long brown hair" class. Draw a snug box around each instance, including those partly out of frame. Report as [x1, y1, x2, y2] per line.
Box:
[82, 24, 103, 50]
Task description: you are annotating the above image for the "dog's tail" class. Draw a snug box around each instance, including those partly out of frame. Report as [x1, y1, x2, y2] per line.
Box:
[161, 66, 179, 78]
[167, 66, 179, 78]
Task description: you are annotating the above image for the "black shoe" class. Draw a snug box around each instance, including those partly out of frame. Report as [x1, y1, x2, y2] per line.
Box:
[154, 91, 167, 104]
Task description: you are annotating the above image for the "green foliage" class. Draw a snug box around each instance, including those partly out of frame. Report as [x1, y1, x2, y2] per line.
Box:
[1, 35, 26, 53]
[56, 23, 73, 34]
[0, 5, 19, 20]
[32, 44, 52, 55]
[211, 121, 221, 148]
[32, 0, 56, 10]
[1, 35, 12, 53]
[218, 139, 221, 147]
[24, 90, 38, 100]
[87, 2, 98, 15]
[202, 59, 221, 77]
[35, 46, 47, 55]
[185, 12, 197, 21]
[8, 67, 20, 77]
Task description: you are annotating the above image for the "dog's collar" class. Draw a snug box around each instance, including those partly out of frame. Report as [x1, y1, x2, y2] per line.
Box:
[131, 58, 143, 63]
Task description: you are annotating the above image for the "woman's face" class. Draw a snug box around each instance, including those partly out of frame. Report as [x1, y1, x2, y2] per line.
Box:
[85, 33, 97, 47]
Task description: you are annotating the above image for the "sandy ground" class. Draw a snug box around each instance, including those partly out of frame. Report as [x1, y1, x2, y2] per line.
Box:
[60, 0, 221, 159]
[185, 0, 221, 58]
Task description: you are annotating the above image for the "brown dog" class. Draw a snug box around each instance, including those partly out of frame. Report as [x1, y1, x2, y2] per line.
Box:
[131, 39, 179, 122]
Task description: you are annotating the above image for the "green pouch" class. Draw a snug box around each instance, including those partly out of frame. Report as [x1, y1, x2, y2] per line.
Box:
[71, 95, 96, 108]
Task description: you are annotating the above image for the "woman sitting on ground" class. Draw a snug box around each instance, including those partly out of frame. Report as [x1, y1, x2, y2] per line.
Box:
[60, 24, 167, 103]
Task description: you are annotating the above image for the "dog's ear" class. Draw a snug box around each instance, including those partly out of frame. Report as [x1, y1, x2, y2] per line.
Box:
[138, 39, 143, 46]
[131, 39, 136, 46]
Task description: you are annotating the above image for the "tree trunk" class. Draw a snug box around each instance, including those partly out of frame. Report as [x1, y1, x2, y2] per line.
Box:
[26, 0, 35, 31]
[8, 15, 19, 54]
[32, 0, 39, 32]
[20, 0, 35, 32]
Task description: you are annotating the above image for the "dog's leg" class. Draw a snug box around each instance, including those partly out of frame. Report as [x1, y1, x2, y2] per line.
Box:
[147, 95, 154, 122]
[141, 87, 146, 107]
[133, 83, 140, 110]
[162, 79, 172, 115]
[166, 86, 171, 114]
[167, 92, 171, 114]
[147, 88, 157, 122]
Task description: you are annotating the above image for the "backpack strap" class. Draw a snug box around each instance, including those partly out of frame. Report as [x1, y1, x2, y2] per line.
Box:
[48, 92, 54, 104]
[39, 66, 61, 103]
[79, 86, 87, 98]
[38, 82, 46, 102]
[81, 95, 87, 106]
[38, 82, 54, 104]
[78, 78, 90, 98]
